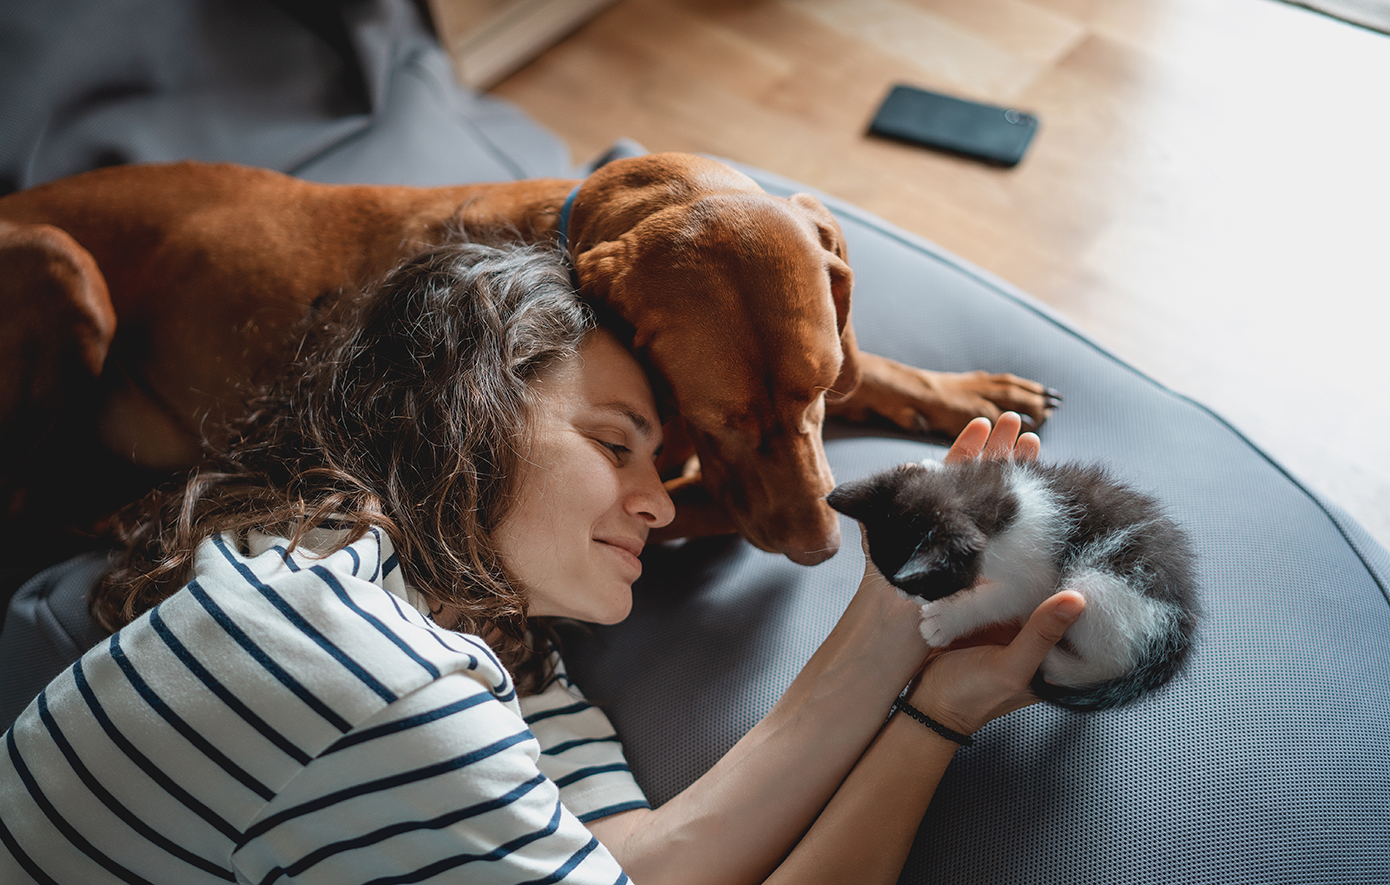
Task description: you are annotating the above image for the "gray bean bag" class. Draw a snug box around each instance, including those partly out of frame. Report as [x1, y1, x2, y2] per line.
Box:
[0, 0, 569, 193]
[2, 1, 1386, 881]
[562, 162, 1390, 883]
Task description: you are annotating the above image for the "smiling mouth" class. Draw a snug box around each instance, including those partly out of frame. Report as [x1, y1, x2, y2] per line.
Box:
[596, 539, 644, 578]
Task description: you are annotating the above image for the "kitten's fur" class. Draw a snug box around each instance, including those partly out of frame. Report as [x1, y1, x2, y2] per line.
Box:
[827, 459, 1199, 711]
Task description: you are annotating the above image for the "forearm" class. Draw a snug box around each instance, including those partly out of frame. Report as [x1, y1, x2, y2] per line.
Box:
[765, 710, 958, 885]
[590, 573, 928, 885]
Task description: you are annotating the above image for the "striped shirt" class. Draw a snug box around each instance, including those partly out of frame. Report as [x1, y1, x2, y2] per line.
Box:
[0, 527, 645, 884]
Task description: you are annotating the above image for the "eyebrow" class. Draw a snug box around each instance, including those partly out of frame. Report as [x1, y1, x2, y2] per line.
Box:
[591, 401, 657, 440]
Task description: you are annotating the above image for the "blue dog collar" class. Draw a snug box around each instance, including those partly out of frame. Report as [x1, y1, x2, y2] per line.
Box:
[556, 184, 581, 254]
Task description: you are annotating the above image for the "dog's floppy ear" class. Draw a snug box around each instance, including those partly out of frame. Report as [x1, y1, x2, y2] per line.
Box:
[572, 236, 632, 308]
[790, 192, 847, 259]
[829, 312, 861, 404]
[790, 193, 859, 403]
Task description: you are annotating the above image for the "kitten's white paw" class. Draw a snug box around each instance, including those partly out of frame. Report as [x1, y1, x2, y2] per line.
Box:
[918, 605, 956, 648]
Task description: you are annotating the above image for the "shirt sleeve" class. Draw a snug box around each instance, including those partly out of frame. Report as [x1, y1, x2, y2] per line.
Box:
[520, 656, 651, 823]
[232, 670, 631, 885]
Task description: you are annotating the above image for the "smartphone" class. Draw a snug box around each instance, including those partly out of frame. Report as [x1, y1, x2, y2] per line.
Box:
[868, 84, 1039, 167]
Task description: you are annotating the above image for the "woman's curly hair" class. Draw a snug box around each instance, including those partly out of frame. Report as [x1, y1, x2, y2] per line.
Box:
[93, 237, 595, 690]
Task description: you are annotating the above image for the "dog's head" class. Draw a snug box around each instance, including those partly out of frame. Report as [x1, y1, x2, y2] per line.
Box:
[569, 154, 858, 565]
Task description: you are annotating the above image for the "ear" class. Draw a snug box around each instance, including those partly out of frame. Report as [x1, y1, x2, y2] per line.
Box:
[829, 313, 861, 404]
[790, 192, 847, 259]
[893, 525, 987, 585]
[789, 193, 859, 403]
[572, 236, 632, 308]
[824, 475, 883, 522]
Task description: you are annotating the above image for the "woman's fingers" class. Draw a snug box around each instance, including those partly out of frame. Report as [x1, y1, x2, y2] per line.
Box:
[980, 412, 1025, 460]
[1002, 590, 1086, 678]
[943, 413, 1040, 465]
[910, 590, 1086, 734]
[942, 417, 992, 464]
[1013, 431, 1041, 463]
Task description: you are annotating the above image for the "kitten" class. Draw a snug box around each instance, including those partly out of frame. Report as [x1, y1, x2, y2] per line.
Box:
[827, 458, 1199, 711]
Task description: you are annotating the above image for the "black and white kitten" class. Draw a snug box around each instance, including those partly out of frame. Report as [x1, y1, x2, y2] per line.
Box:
[827, 458, 1199, 711]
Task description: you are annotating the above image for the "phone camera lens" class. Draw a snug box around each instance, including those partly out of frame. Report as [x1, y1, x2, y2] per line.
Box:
[1004, 109, 1022, 124]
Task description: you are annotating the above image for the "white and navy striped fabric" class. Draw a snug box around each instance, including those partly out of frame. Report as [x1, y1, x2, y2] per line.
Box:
[0, 527, 645, 884]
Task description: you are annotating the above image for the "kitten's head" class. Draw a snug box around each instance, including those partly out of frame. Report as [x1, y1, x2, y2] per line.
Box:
[827, 462, 997, 601]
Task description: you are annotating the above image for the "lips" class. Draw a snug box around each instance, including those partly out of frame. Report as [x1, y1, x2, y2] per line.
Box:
[595, 536, 644, 578]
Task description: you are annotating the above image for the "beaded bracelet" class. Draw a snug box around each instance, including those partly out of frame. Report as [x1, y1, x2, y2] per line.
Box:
[891, 699, 975, 747]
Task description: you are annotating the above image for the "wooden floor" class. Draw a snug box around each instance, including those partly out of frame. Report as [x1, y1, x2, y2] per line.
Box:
[478, 0, 1390, 550]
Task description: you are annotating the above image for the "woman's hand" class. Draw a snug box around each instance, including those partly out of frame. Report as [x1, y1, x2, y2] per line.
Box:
[907, 590, 1084, 736]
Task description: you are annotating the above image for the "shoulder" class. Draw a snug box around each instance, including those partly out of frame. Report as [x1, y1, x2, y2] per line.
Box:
[234, 669, 632, 885]
[157, 528, 519, 744]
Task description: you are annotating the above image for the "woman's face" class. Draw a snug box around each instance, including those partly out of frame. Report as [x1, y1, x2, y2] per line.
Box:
[495, 327, 675, 624]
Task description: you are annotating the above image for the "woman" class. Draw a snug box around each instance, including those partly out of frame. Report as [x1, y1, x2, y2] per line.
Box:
[0, 240, 1082, 884]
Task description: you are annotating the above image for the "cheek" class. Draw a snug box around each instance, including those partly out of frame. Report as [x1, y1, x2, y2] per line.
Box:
[494, 452, 561, 567]
[501, 446, 613, 558]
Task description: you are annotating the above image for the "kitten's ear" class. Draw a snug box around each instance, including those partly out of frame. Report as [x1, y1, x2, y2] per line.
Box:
[825, 477, 883, 523]
[894, 525, 988, 585]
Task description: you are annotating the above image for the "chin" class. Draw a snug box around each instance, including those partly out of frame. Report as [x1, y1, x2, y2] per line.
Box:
[591, 605, 633, 626]
[589, 588, 634, 625]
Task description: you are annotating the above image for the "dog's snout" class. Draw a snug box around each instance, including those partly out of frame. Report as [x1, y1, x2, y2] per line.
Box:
[785, 534, 840, 566]
[740, 497, 842, 566]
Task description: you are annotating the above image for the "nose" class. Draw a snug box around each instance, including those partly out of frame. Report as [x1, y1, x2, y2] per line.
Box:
[628, 461, 676, 529]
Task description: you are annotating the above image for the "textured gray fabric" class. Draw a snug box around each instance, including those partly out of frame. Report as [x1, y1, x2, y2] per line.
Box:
[1276, 0, 1390, 35]
[0, 0, 570, 192]
[0, 551, 110, 731]
[558, 163, 1390, 883]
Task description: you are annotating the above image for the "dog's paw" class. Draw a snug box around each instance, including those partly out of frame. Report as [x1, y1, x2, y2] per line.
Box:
[827, 354, 1061, 436]
[923, 370, 1060, 434]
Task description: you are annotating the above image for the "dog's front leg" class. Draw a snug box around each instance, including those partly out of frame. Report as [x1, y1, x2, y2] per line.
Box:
[649, 418, 739, 541]
[827, 350, 1060, 436]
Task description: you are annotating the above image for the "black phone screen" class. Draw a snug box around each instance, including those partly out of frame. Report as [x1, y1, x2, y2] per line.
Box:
[868, 84, 1039, 167]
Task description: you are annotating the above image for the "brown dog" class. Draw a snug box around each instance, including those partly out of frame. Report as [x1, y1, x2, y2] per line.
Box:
[0, 153, 1053, 567]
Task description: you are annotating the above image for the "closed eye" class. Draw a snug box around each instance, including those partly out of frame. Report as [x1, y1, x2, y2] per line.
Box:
[590, 437, 635, 465]
[601, 441, 632, 459]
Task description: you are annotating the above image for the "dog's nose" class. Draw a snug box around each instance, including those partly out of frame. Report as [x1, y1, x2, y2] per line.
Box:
[780, 517, 842, 565]
[738, 512, 841, 564]
[785, 544, 838, 566]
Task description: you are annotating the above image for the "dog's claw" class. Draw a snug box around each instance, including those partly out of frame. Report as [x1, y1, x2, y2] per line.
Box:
[1045, 389, 1064, 406]
[1020, 413, 1038, 430]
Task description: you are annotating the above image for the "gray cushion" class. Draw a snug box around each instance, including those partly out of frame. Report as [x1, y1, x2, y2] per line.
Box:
[0, 0, 570, 192]
[0, 552, 111, 729]
[558, 163, 1390, 884]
